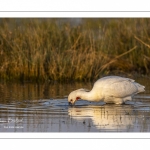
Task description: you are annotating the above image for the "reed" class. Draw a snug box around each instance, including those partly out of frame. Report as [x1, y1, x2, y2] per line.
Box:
[0, 18, 150, 81]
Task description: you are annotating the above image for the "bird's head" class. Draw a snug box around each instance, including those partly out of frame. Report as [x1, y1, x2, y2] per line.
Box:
[68, 90, 81, 106]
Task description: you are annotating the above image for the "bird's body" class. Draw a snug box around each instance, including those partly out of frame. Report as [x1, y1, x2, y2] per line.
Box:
[68, 76, 145, 105]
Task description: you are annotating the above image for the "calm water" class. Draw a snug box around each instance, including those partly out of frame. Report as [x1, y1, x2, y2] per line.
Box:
[0, 77, 150, 132]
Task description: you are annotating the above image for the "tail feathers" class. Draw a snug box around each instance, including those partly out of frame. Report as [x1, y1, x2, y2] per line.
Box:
[135, 83, 145, 93]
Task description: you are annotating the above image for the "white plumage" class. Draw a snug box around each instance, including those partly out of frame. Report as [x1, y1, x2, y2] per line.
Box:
[68, 76, 145, 105]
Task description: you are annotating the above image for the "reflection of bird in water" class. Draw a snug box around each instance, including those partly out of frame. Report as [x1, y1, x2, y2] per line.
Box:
[68, 76, 145, 105]
[68, 105, 135, 130]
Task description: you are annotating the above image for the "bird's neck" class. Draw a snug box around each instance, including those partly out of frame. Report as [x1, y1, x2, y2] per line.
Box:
[80, 90, 101, 102]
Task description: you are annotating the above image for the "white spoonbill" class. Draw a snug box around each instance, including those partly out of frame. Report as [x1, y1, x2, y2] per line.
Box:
[68, 76, 145, 105]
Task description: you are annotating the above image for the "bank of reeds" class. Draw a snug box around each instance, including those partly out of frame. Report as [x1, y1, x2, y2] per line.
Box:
[0, 18, 150, 81]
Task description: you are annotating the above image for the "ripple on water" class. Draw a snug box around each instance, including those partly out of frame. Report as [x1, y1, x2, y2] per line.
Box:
[0, 95, 150, 132]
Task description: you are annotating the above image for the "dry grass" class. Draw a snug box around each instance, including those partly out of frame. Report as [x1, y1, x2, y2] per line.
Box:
[0, 18, 150, 81]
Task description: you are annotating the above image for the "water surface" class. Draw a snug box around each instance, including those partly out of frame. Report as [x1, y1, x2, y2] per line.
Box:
[0, 77, 150, 132]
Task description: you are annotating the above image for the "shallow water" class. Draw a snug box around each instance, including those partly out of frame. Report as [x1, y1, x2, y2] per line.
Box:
[0, 77, 150, 132]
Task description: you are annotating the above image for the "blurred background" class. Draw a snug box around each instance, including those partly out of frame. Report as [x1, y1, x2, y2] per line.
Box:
[0, 18, 150, 82]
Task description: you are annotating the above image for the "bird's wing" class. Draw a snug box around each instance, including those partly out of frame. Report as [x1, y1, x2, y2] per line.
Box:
[102, 80, 138, 98]
[94, 76, 134, 87]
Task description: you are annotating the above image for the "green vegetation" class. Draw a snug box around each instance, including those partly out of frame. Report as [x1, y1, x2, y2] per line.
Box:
[0, 18, 150, 82]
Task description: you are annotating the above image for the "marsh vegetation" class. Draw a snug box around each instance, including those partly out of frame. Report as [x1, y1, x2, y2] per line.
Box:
[0, 18, 150, 81]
